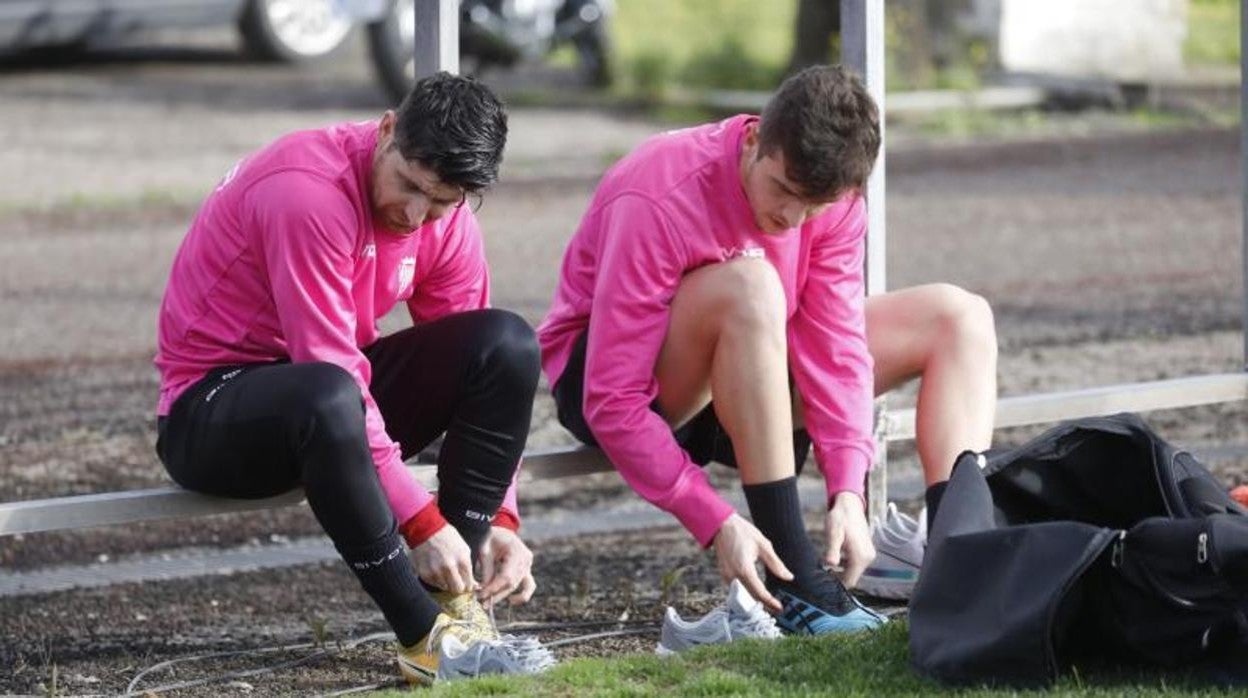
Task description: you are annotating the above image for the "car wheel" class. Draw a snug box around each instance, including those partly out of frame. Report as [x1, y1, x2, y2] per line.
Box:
[366, 0, 417, 105]
[239, 0, 355, 62]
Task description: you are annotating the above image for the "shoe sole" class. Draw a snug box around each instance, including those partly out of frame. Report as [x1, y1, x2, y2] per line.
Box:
[398, 658, 437, 686]
[776, 613, 883, 635]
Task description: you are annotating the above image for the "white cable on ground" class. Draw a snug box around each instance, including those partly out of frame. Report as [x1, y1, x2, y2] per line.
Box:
[126, 643, 311, 692]
[125, 616, 665, 695]
[123, 631, 393, 696]
[499, 618, 661, 632]
[318, 680, 402, 696]
[543, 626, 660, 649]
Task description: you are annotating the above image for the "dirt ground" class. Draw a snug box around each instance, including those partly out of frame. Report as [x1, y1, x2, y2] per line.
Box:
[0, 527, 735, 695]
[1, 28, 1247, 696]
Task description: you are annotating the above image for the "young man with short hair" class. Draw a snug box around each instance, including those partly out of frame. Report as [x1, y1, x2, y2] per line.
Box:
[155, 73, 552, 683]
[539, 65, 997, 634]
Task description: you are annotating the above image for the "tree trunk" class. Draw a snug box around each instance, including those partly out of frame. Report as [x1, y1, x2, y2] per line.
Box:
[787, 0, 840, 75]
[891, 0, 933, 88]
[927, 0, 971, 70]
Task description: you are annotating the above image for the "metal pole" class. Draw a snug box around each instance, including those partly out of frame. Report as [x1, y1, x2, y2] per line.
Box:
[842, 0, 889, 521]
[1241, 0, 1247, 369]
[413, 0, 459, 78]
[841, 0, 887, 296]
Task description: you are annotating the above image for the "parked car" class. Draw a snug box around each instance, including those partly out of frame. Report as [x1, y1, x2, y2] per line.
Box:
[0, 0, 362, 62]
[0, 0, 613, 103]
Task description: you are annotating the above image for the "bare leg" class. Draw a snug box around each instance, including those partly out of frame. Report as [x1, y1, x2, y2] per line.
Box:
[655, 256, 794, 484]
[865, 283, 998, 484]
[656, 257, 848, 610]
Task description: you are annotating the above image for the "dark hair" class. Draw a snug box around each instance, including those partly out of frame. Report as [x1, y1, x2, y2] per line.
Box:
[758, 65, 880, 200]
[393, 72, 508, 192]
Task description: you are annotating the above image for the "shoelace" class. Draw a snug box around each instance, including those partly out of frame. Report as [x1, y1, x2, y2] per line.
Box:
[498, 635, 558, 672]
[425, 618, 481, 655]
[484, 599, 556, 671]
[729, 606, 782, 639]
[792, 574, 860, 616]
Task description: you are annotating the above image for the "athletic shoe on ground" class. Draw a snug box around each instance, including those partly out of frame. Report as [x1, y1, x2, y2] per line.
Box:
[433, 589, 500, 640]
[397, 612, 556, 685]
[432, 589, 552, 669]
[857, 502, 926, 600]
[770, 569, 887, 635]
[656, 579, 782, 655]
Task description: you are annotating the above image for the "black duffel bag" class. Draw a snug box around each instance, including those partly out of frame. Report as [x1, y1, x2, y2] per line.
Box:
[909, 413, 1248, 687]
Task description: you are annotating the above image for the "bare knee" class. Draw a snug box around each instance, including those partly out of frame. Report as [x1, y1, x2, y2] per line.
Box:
[930, 284, 997, 359]
[706, 257, 787, 339]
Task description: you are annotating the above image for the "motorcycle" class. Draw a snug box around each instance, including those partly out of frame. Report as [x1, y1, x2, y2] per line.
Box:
[366, 0, 614, 105]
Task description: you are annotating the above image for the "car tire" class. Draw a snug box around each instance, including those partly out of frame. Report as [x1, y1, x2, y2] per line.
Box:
[238, 0, 354, 63]
[366, 0, 419, 105]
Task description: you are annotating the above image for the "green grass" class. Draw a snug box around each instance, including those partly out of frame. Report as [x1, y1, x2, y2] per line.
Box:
[609, 0, 794, 95]
[1186, 0, 1241, 66]
[370, 622, 1234, 697]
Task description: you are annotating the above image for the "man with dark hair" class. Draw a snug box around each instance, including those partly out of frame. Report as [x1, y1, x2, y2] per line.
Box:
[539, 65, 997, 637]
[154, 72, 553, 684]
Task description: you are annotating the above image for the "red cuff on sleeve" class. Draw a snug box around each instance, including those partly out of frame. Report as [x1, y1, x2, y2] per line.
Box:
[492, 507, 520, 532]
[400, 500, 449, 547]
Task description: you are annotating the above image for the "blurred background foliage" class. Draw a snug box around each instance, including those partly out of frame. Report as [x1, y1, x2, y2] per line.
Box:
[568, 0, 1241, 96]
[1186, 0, 1240, 66]
[608, 0, 796, 95]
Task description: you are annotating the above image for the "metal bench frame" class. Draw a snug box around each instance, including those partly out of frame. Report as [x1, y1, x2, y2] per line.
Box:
[4, 374, 1245, 536]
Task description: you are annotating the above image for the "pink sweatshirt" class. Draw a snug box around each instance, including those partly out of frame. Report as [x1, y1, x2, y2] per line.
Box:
[155, 120, 518, 529]
[537, 115, 874, 547]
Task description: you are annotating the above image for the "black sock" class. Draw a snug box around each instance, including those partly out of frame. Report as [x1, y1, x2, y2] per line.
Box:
[437, 490, 495, 566]
[743, 476, 821, 588]
[925, 480, 948, 531]
[337, 524, 441, 647]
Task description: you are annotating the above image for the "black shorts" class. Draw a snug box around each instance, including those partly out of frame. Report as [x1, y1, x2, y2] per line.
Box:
[552, 331, 812, 473]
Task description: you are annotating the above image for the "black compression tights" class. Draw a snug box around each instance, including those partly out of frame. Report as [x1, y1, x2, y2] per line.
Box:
[156, 309, 540, 646]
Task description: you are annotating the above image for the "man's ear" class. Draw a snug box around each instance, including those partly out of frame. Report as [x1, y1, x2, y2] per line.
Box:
[742, 121, 759, 150]
[742, 122, 768, 164]
[378, 110, 397, 144]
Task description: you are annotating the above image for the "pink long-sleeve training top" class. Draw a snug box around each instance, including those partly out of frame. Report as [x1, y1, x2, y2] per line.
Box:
[537, 115, 874, 548]
[155, 120, 518, 529]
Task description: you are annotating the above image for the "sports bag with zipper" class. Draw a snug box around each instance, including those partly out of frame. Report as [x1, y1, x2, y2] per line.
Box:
[909, 413, 1248, 686]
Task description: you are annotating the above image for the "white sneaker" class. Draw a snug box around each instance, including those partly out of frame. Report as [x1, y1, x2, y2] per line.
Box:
[438, 631, 556, 681]
[857, 503, 926, 600]
[656, 579, 782, 655]
[398, 613, 556, 685]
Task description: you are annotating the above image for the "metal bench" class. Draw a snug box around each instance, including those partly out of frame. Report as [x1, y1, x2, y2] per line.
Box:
[3, 373, 1243, 537]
